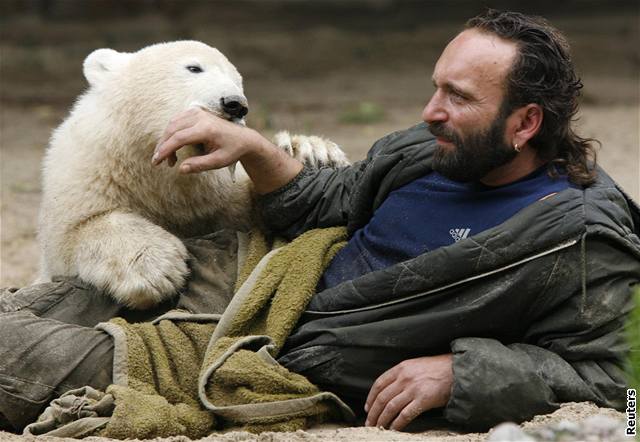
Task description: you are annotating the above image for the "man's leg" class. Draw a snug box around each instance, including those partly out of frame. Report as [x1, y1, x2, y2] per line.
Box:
[0, 228, 240, 432]
[0, 309, 114, 432]
[0, 279, 121, 432]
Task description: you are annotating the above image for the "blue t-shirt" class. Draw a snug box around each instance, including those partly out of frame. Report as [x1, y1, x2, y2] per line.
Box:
[318, 166, 572, 290]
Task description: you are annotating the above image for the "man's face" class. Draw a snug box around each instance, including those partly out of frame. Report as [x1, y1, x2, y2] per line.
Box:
[429, 105, 516, 182]
[422, 29, 519, 182]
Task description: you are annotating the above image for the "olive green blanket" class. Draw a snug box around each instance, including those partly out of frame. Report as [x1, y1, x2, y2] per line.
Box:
[24, 227, 355, 439]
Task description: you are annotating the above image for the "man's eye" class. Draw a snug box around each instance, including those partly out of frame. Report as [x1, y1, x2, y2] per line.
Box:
[186, 65, 203, 73]
[450, 91, 466, 102]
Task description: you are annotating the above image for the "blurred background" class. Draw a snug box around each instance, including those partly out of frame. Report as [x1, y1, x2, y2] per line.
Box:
[1, 0, 639, 286]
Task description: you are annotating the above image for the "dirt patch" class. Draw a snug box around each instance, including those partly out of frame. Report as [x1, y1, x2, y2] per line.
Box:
[0, 401, 625, 441]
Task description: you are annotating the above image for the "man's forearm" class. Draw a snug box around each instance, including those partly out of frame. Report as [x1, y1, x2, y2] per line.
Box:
[240, 131, 304, 195]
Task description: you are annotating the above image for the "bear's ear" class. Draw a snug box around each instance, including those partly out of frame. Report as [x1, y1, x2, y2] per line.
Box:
[83, 49, 130, 86]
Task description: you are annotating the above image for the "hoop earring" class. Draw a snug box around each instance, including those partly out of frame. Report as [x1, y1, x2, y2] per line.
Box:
[514, 143, 521, 153]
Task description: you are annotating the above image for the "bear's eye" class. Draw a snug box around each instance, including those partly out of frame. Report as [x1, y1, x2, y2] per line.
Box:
[186, 65, 203, 74]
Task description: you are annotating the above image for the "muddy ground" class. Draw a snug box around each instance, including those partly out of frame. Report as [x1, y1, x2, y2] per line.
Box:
[0, 1, 638, 440]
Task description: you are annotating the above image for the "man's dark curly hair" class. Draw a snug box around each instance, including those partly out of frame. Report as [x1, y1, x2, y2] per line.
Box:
[466, 9, 598, 185]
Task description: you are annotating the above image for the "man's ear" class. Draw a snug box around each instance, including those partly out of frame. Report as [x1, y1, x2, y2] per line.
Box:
[83, 49, 131, 86]
[511, 104, 543, 147]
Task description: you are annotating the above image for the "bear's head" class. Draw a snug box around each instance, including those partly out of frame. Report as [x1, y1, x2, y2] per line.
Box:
[82, 40, 247, 141]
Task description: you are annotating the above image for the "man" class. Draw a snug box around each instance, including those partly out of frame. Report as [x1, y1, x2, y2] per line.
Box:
[151, 9, 639, 431]
[1, 9, 638, 433]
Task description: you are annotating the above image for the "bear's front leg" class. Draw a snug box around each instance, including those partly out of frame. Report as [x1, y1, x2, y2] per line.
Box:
[72, 211, 189, 309]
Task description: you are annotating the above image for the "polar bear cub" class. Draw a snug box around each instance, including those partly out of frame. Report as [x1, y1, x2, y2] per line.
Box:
[37, 40, 348, 309]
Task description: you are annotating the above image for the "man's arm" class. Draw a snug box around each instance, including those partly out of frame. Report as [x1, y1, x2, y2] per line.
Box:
[256, 163, 368, 239]
[444, 337, 628, 430]
[443, 239, 636, 430]
[152, 107, 303, 194]
[152, 108, 375, 238]
[363, 236, 637, 431]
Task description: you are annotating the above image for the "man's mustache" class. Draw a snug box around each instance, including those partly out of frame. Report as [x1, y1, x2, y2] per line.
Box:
[428, 122, 457, 142]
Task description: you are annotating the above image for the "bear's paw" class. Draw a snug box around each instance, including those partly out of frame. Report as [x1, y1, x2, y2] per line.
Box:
[274, 131, 350, 169]
[109, 240, 189, 309]
[76, 228, 190, 310]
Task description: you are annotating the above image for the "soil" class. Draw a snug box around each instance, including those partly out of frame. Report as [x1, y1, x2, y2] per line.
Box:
[0, 2, 637, 440]
[0, 402, 627, 441]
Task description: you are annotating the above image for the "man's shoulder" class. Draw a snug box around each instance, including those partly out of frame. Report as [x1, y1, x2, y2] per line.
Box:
[536, 166, 640, 243]
[582, 165, 640, 237]
[464, 165, 640, 253]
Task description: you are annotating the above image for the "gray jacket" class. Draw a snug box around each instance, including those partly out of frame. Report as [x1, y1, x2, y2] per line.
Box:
[258, 122, 640, 430]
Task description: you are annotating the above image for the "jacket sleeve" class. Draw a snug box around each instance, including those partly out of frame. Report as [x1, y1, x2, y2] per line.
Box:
[255, 128, 397, 239]
[256, 162, 368, 240]
[443, 236, 638, 430]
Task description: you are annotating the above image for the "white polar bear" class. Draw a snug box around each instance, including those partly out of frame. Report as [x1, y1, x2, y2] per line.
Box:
[37, 40, 348, 309]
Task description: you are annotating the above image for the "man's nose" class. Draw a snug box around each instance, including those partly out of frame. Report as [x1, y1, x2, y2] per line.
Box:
[422, 93, 447, 124]
[221, 95, 249, 119]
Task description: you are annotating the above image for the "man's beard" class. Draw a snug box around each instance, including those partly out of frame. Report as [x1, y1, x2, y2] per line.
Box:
[429, 111, 517, 183]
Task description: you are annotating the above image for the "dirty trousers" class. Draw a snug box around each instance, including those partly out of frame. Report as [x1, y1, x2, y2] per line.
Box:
[0, 230, 239, 432]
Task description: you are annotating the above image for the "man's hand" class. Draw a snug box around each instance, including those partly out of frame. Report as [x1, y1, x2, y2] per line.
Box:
[364, 354, 453, 431]
[152, 107, 303, 194]
[153, 107, 254, 171]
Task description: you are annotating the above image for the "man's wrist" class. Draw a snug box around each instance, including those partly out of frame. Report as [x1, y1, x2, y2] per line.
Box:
[239, 129, 273, 167]
[240, 130, 303, 194]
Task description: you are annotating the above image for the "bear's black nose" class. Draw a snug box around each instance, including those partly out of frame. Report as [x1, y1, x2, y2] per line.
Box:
[221, 95, 249, 119]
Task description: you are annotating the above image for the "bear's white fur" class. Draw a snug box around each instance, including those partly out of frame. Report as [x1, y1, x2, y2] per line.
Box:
[37, 40, 348, 309]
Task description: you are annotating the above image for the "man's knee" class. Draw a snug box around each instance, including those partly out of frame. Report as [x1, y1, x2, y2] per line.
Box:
[0, 310, 114, 432]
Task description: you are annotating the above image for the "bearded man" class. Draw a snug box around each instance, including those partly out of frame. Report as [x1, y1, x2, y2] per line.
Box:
[152, 9, 639, 430]
[2, 9, 638, 434]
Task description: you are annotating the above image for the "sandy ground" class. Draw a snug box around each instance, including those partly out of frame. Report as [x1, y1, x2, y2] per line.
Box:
[0, 402, 627, 441]
[0, 3, 638, 440]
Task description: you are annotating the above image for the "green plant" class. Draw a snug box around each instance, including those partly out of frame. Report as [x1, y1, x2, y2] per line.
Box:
[338, 101, 385, 125]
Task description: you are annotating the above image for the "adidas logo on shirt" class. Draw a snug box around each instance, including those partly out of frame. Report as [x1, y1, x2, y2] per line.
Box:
[449, 228, 471, 242]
